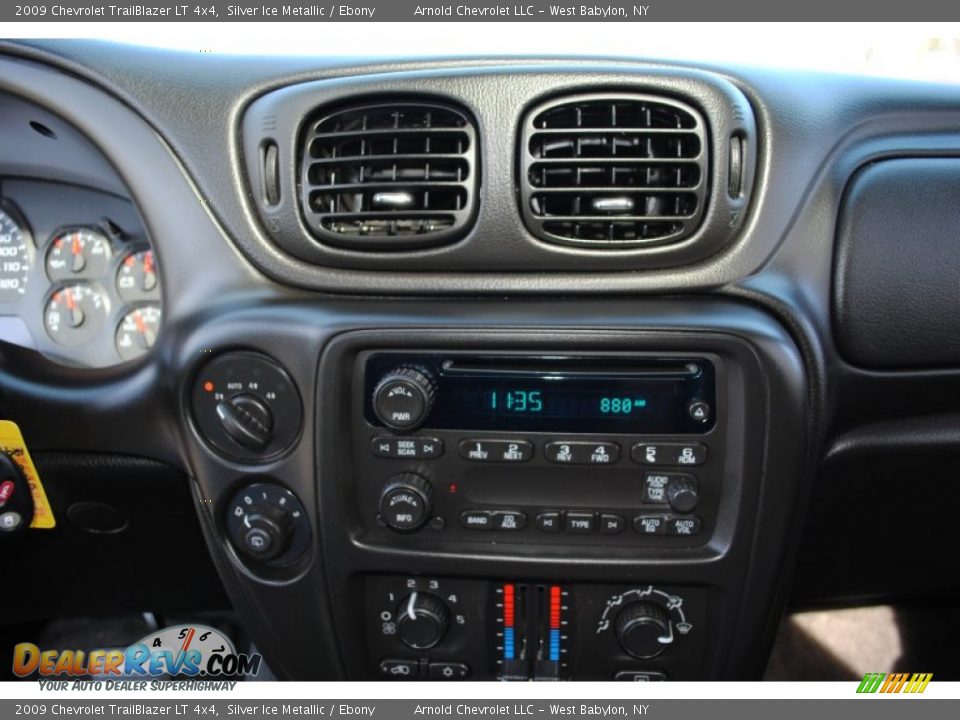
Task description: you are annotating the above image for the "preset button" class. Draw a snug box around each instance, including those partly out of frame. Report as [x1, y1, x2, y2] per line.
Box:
[544, 441, 620, 465]
[632, 442, 707, 467]
[459, 439, 533, 463]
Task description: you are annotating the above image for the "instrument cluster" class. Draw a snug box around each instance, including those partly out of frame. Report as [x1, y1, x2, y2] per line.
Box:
[0, 179, 161, 368]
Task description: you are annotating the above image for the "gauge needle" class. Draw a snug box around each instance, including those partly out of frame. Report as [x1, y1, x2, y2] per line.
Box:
[133, 310, 156, 347]
[142, 252, 157, 292]
[70, 233, 86, 273]
[64, 289, 85, 328]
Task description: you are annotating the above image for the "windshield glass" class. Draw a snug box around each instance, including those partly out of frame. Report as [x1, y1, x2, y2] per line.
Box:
[16, 22, 960, 83]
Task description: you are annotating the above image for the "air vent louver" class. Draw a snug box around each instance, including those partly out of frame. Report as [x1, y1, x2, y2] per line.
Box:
[300, 101, 478, 250]
[520, 94, 708, 248]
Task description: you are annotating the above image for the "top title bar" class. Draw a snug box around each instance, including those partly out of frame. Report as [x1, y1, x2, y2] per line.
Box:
[6, 0, 960, 22]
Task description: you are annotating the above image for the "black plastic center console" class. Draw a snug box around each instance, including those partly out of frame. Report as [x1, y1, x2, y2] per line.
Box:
[179, 299, 808, 681]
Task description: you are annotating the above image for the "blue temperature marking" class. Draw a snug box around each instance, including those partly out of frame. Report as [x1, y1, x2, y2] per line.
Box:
[504, 627, 515, 660]
[549, 629, 560, 662]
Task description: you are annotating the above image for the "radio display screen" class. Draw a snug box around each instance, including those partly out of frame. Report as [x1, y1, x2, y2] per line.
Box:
[479, 386, 650, 419]
[364, 354, 716, 434]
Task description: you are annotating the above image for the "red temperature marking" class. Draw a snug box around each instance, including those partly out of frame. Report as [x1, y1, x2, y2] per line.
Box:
[503, 583, 515, 627]
[549, 585, 562, 629]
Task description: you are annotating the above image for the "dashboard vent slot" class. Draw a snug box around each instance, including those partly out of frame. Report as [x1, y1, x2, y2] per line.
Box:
[520, 94, 708, 248]
[300, 101, 478, 250]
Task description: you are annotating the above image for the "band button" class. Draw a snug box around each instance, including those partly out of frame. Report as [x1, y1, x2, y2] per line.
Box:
[458, 510, 494, 530]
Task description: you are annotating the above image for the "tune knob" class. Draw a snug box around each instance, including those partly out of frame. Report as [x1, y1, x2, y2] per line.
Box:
[396, 592, 449, 650]
[372, 367, 436, 431]
[615, 602, 673, 659]
[215, 394, 273, 449]
[379, 473, 434, 531]
[666, 476, 699, 513]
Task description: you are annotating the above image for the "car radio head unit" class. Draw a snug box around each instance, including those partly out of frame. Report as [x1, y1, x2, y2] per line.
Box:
[364, 354, 716, 434]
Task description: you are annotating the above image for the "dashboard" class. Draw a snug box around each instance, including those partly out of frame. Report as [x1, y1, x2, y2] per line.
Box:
[1, 39, 959, 682]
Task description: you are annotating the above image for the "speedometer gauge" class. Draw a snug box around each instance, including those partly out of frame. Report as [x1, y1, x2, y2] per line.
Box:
[0, 203, 32, 303]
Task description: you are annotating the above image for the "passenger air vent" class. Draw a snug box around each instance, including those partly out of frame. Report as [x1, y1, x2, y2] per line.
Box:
[300, 101, 478, 250]
[520, 94, 708, 248]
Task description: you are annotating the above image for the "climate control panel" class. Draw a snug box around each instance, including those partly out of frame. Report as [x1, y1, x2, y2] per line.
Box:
[363, 574, 706, 681]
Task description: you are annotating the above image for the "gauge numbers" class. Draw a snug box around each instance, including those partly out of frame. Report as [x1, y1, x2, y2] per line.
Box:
[0, 205, 32, 303]
[44, 283, 109, 346]
[115, 305, 161, 361]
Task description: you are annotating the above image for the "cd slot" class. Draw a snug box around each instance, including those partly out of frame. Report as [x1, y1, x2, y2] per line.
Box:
[441, 357, 701, 379]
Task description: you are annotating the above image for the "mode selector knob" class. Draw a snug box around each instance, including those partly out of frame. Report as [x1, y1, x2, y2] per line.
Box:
[379, 473, 434, 531]
[615, 602, 673, 660]
[397, 592, 449, 650]
[372, 367, 436, 431]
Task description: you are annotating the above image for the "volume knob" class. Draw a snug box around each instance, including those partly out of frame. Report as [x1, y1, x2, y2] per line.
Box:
[372, 366, 436, 431]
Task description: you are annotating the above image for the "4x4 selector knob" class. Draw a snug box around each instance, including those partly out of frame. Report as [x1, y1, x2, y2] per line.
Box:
[379, 473, 434, 531]
[396, 592, 449, 650]
[372, 367, 436, 431]
[615, 602, 673, 659]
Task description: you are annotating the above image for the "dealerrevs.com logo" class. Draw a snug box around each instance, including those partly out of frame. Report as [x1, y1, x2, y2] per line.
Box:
[13, 624, 262, 684]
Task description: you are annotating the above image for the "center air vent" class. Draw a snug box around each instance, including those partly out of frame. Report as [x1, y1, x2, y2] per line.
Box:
[520, 94, 708, 248]
[299, 101, 478, 250]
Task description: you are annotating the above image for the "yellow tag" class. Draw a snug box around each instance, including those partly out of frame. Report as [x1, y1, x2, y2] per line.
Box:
[0, 420, 55, 529]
